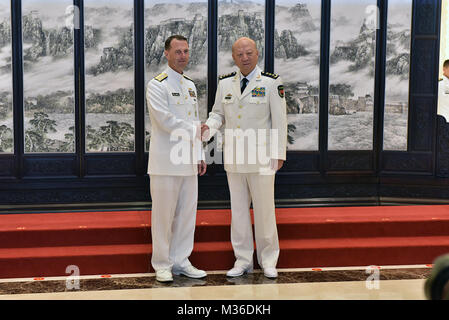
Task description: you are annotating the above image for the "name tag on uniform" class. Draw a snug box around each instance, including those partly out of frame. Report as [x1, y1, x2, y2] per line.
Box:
[172, 92, 180, 96]
[251, 87, 266, 97]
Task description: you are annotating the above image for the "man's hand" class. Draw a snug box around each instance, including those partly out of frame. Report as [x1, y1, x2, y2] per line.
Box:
[270, 159, 284, 171]
[198, 160, 207, 176]
[201, 124, 210, 141]
[195, 123, 202, 140]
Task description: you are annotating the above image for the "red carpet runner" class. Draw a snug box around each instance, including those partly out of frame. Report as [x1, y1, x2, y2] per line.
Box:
[1, 205, 449, 278]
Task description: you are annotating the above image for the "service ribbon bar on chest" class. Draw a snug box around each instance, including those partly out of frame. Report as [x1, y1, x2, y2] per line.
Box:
[251, 87, 266, 97]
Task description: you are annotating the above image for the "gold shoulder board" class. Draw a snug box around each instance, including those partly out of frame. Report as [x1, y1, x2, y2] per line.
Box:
[261, 71, 279, 80]
[154, 72, 168, 82]
[219, 72, 237, 80]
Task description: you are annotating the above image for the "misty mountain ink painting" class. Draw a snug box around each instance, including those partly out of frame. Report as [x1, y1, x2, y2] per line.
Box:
[0, 0, 411, 153]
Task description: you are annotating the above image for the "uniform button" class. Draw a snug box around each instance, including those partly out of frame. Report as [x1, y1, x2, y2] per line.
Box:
[188, 111, 191, 115]
[239, 105, 243, 109]
[238, 115, 241, 119]
[237, 125, 241, 128]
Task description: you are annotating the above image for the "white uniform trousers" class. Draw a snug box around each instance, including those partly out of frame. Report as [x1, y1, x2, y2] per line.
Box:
[150, 175, 198, 271]
[226, 172, 280, 269]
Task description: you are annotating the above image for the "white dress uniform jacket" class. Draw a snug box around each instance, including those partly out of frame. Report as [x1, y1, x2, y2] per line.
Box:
[438, 75, 449, 121]
[206, 65, 287, 173]
[146, 67, 202, 176]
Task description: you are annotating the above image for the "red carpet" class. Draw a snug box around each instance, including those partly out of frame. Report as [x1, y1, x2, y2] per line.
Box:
[1, 205, 449, 278]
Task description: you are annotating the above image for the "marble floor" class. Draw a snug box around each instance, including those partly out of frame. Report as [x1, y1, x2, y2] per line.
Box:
[0, 265, 433, 300]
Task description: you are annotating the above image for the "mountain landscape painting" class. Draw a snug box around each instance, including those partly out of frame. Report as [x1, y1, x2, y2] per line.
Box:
[383, 0, 411, 151]
[275, 0, 321, 150]
[274, 0, 410, 151]
[0, 2, 13, 153]
[144, 0, 208, 151]
[0, 0, 411, 153]
[22, 0, 76, 153]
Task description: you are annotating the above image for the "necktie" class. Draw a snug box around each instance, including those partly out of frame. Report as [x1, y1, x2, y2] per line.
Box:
[241, 77, 248, 94]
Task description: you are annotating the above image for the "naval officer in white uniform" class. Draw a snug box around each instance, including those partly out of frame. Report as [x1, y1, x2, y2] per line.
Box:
[438, 59, 449, 121]
[146, 35, 207, 282]
[202, 37, 287, 279]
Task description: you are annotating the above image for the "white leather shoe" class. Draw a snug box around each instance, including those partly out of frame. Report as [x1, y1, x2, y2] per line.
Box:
[173, 265, 207, 279]
[155, 269, 173, 282]
[226, 265, 253, 277]
[263, 267, 278, 279]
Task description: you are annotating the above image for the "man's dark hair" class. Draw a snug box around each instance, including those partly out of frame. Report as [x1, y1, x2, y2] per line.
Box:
[444, 59, 449, 68]
[165, 35, 188, 50]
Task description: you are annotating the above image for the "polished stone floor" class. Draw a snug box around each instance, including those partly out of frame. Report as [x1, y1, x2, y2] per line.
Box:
[0, 265, 433, 300]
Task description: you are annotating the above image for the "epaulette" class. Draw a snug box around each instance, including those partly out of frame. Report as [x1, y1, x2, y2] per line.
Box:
[219, 72, 236, 80]
[154, 72, 168, 82]
[440, 78, 443, 81]
[261, 71, 279, 79]
[183, 74, 194, 82]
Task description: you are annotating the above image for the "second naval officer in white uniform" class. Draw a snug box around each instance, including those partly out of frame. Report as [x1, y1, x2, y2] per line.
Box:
[202, 37, 287, 279]
[146, 35, 207, 282]
[438, 59, 449, 121]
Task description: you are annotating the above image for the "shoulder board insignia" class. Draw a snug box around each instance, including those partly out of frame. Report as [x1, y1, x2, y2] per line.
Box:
[440, 78, 443, 81]
[219, 72, 237, 80]
[183, 74, 194, 82]
[154, 72, 168, 82]
[261, 71, 279, 80]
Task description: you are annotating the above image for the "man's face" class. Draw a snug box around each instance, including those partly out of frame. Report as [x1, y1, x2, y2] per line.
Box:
[165, 39, 189, 73]
[232, 39, 259, 76]
[444, 65, 449, 78]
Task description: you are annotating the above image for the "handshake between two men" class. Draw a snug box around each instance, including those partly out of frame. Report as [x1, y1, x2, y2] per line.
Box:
[197, 123, 284, 173]
[147, 35, 287, 284]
